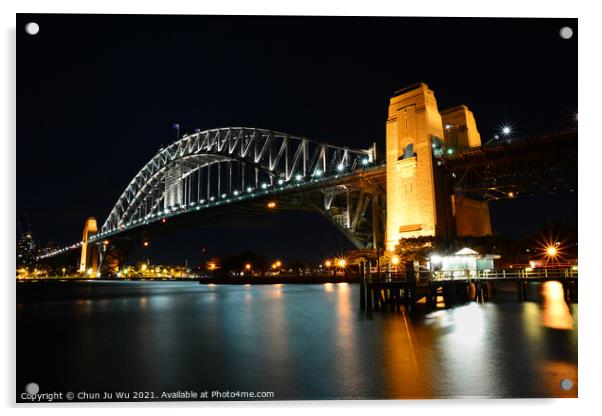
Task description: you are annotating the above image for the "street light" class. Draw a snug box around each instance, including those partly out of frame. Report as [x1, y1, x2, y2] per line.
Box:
[500, 125, 513, 138]
[245, 263, 252, 271]
[391, 255, 400, 266]
[546, 245, 558, 257]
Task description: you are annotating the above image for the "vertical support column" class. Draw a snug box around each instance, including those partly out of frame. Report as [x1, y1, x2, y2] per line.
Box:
[385, 83, 446, 251]
[241, 162, 245, 190]
[79, 217, 98, 276]
[228, 161, 232, 194]
[164, 162, 183, 208]
[217, 162, 221, 197]
[371, 192, 380, 250]
[207, 163, 211, 198]
[359, 262, 366, 309]
[197, 167, 201, 202]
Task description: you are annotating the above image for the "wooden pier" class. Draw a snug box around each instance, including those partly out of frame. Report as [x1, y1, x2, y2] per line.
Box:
[359, 265, 578, 311]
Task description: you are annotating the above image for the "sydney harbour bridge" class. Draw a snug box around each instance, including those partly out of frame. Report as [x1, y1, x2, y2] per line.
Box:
[37, 83, 577, 276]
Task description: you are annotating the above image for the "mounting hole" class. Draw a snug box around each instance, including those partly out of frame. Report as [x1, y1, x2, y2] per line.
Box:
[559, 26, 573, 40]
[25, 382, 40, 395]
[25, 22, 40, 35]
[560, 378, 574, 391]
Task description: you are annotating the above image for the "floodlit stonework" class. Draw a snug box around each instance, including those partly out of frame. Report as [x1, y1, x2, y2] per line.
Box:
[452, 195, 492, 237]
[441, 105, 482, 149]
[385, 83, 444, 250]
[79, 217, 98, 273]
[386, 83, 492, 250]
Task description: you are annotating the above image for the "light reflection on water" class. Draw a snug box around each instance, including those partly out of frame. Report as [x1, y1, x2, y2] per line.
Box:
[540, 281, 574, 330]
[17, 281, 577, 400]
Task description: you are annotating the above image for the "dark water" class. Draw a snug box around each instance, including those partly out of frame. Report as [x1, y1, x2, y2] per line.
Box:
[17, 281, 577, 401]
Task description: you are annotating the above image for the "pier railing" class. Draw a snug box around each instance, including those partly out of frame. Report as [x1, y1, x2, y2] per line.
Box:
[367, 268, 578, 283]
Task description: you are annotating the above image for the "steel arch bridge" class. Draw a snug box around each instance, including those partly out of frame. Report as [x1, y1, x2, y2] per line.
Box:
[36, 126, 577, 276]
[102, 127, 375, 234]
[39, 127, 384, 274]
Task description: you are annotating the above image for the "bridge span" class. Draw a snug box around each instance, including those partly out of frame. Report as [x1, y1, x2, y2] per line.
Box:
[37, 83, 577, 276]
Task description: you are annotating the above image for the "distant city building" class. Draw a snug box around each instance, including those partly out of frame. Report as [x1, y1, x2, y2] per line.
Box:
[16, 218, 36, 268]
[37, 241, 59, 257]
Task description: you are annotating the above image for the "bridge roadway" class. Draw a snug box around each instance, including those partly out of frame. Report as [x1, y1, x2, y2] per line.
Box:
[361, 267, 578, 310]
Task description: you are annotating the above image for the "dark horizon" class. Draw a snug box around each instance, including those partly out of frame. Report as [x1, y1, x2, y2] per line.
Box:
[17, 14, 577, 263]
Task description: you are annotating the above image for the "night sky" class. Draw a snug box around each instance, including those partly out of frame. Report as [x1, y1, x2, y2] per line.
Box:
[17, 14, 577, 265]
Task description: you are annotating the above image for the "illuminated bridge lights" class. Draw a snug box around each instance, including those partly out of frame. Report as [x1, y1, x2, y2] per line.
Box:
[41, 161, 385, 260]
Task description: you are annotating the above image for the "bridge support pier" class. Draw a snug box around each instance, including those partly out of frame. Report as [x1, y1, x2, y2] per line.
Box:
[474, 280, 492, 303]
[79, 217, 98, 277]
[98, 241, 133, 276]
[426, 285, 437, 308]
[563, 280, 578, 303]
[359, 263, 367, 310]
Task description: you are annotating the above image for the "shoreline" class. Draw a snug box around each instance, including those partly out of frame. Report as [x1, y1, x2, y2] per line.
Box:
[16, 276, 359, 284]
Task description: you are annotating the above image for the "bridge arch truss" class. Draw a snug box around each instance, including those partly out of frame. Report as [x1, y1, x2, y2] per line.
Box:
[101, 127, 375, 234]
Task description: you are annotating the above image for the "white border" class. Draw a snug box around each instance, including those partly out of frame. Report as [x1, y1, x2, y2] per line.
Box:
[2, 0, 601, 414]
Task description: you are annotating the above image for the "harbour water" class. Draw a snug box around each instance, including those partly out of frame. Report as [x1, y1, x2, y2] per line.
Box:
[16, 281, 577, 400]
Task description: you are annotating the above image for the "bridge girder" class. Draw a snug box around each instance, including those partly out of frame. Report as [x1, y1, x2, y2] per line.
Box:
[102, 127, 374, 235]
[440, 129, 577, 200]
